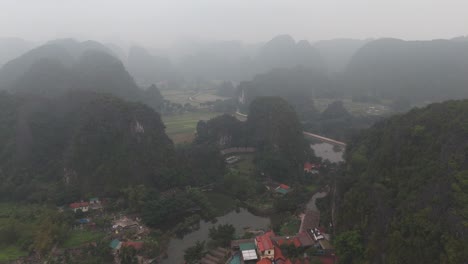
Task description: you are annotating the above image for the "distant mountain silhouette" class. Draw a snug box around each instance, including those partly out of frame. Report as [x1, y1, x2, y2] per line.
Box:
[0, 39, 113, 88]
[344, 38, 468, 102]
[0, 38, 35, 67]
[257, 35, 325, 72]
[314, 38, 370, 74]
[127, 45, 176, 86]
[0, 39, 164, 111]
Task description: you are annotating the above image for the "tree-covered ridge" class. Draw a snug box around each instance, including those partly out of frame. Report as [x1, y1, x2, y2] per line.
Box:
[0, 91, 175, 202]
[0, 39, 165, 111]
[336, 100, 468, 263]
[345, 38, 468, 103]
[237, 66, 330, 114]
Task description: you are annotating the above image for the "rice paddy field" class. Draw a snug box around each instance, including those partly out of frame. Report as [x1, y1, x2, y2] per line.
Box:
[162, 110, 222, 143]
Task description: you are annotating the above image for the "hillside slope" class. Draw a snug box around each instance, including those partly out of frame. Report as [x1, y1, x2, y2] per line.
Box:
[336, 100, 468, 263]
[0, 91, 174, 203]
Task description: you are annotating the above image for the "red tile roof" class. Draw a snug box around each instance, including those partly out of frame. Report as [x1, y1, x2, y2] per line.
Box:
[256, 231, 275, 252]
[318, 256, 336, 264]
[304, 162, 320, 171]
[257, 259, 272, 264]
[304, 162, 314, 170]
[122, 241, 144, 250]
[274, 246, 286, 261]
[279, 184, 290, 190]
[276, 237, 302, 248]
[69, 202, 89, 209]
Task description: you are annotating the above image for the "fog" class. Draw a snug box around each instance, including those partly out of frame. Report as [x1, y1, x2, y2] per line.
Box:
[1, 0, 467, 47]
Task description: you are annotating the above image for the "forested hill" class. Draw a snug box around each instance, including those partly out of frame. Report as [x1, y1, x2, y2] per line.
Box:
[336, 100, 468, 263]
[344, 38, 468, 103]
[0, 39, 165, 111]
[0, 91, 175, 203]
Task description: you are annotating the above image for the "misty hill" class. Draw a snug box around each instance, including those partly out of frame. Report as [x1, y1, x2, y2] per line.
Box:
[237, 66, 330, 115]
[0, 91, 174, 202]
[195, 97, 310, 181]
[344, 38, 468, 103]
[257, 35, 325, 72]
[313, 38, 370, 74]
[127, 45, 177, 87]
[336, 100, 468, 263]
[1, 39, 165, 111]
[0, 39, 113, 88]
[0, 38, 35, 67]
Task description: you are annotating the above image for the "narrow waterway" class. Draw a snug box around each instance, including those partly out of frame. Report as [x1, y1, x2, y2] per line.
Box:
[162, 208, 270, 264]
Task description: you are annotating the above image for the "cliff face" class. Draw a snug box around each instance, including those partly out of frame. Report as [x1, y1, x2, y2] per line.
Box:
[0, 91, 175, 202]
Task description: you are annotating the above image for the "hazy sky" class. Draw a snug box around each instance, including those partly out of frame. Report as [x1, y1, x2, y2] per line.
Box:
[1, 0, 467, 47]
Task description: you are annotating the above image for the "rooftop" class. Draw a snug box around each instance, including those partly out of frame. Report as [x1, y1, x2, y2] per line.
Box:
[239, 242, 256, 251]
[69, 202, 89, 209]
[256, 231, 275, 252]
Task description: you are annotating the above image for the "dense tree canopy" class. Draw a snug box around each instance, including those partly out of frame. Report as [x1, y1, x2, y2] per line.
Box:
[336, 100, 468, 264]
[0, 91, 175, 202]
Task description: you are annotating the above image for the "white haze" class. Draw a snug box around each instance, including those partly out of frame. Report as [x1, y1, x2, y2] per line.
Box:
[1, 0, 467, 47]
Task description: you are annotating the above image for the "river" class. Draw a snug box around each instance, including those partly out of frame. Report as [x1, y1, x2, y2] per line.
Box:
[162, 142, 341, 263]
[310, 143, 344, 163]
[161, 208, 270, 264]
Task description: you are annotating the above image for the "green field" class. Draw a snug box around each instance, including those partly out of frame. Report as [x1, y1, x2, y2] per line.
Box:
[160, 89, 197, 105]
[229, 154, 256, 176]
[314, 98, 391, 116]
[163, 111, 222, 143]
[279, 216, 301, 235]
[0, 246, 28, 262]
[63, 230, 105, 248]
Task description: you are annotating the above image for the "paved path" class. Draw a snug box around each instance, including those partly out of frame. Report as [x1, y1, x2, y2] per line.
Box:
[306, 191, 328, 212]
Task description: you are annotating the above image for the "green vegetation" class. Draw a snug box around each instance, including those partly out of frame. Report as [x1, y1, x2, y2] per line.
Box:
[279, 216, 301, 235]
[63, 230, 105, 248]
[163, 110, 221, 143]
[208, 224, 236, 247]
[0, 246, 28, 262]
[184, 241, 206, 264]
[336, 100, 468, 263]
[204, 192, 238, 216]
[0, 203, 75, 259]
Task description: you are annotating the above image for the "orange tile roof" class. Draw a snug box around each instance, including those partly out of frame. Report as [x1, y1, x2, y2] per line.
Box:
[69, 202, 89, 209]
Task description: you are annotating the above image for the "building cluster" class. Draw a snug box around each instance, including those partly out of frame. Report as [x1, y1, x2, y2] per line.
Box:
[230, 228, 335, 264]
[68, 197, 102, 212]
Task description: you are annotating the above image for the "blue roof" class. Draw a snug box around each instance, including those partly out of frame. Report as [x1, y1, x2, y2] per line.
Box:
[77, 218, 90, 224]
[110, 239, 121, 249]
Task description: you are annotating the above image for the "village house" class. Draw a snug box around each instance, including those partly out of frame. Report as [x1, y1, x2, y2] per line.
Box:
[304, 162, 319, 174]
[274, 184, 291, 195]
[255, 231, 275, 260]
[69, 202, 89, 213]
[112, 216, 139, 233]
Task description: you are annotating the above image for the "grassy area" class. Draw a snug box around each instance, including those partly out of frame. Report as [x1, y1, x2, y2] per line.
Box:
[160, 89, 197, 105]
[306, 184, 318, 193]
[162, 110, 222, 143]
[229, 154, 256, 176]
[205, 192, 238, 216]
[62, 230, 105, 249]
[0, 246, 28, 262]
[279, 217, 301, 235]
[314, 98, 391, 116]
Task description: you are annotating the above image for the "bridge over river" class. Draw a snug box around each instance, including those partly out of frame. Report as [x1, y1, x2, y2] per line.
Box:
[235, 111, 347, 147]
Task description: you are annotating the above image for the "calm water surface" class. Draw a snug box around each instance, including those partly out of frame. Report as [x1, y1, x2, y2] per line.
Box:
[162, 208, 270, 264]
[310, 143, 344, 163]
